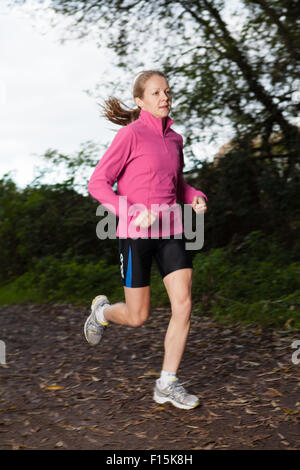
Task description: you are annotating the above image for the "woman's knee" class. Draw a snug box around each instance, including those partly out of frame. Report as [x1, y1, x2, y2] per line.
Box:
[171, 296, 192, 321]
[124, 285, 150, 327]
[126, 306, 150, 327]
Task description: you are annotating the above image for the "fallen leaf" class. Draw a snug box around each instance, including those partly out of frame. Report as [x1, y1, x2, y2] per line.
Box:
[282, 408, 297, 415]
[11, 442, 21, 450]
[203, 441, 216, 449]
[207, 409, 221, 417]
[252, 434, 272, 442]
[43, 385, 64, 391]
[152, 406, 165, 411]
[91, 375, 100, 382]
[266, 388, 283, 397]
[242, 361, 260, 366]
[55, 441, 65, 448]
[271, 400, 280, 407]
[257, 369, 279, 377]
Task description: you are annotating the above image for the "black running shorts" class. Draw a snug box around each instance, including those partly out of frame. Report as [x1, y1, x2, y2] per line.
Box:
[118, 234, 193, 288]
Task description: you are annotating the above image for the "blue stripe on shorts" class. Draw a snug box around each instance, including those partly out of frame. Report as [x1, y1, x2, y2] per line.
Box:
[125, 245, 132, 287]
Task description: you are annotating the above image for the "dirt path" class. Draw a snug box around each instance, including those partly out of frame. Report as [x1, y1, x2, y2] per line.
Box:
[0, 304, 299, 450]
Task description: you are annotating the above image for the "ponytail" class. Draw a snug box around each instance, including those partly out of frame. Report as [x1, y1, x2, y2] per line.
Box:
[100, 97, 140, 127]
[101, 70, 168, 127]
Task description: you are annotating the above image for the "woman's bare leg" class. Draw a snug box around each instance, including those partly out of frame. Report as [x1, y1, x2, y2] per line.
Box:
[161, 268, 193, 373]
[104, 285, 151, 327]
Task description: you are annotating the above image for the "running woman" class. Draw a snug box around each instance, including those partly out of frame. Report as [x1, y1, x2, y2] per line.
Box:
[84, 70, 207, 410]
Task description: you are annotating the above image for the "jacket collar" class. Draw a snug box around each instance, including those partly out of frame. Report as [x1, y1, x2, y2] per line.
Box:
[138, 108, 174, 136]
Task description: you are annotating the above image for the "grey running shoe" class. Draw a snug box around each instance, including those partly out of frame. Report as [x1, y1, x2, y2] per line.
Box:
[153, 378, 200, 410]
[84, 295, 110, 346]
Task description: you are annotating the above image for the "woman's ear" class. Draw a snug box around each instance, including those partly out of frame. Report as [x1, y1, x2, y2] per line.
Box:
[134, 97, 143, 109]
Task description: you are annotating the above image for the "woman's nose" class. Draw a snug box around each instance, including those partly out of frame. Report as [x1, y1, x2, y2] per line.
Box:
[160, 91, 169, 100]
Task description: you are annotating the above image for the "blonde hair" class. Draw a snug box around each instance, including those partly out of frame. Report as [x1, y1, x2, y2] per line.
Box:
[100, 70, 168, 126]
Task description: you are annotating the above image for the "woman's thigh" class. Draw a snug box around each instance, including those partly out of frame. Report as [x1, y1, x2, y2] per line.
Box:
[163, 268, 193, 307]
[154, 235, 193, 281]
[118, 237, 154, 288]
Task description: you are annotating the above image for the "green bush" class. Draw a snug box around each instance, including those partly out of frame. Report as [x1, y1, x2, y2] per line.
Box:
[0, 175, 119, 283]
[0, 256, 124, 305]
[192, 231, 300, 328]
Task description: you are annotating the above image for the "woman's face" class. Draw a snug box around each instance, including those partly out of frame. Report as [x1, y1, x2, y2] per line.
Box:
[135, 75, 172, 119]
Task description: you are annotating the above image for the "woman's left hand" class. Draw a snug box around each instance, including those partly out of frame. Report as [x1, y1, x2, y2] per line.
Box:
[192, 196, 207, 214]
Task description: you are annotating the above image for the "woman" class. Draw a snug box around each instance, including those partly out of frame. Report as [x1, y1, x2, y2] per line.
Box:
[84, 70, 207, 410]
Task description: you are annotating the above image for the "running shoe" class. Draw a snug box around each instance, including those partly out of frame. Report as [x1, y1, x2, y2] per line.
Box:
[84, 295, 110, 346]
[153, 378, 200, 410]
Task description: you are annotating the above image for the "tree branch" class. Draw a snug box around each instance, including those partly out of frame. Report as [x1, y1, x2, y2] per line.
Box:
[246, 0, 300, 61]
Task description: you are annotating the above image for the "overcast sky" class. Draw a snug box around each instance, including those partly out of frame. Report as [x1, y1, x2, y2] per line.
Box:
[0, 1, 121, 188]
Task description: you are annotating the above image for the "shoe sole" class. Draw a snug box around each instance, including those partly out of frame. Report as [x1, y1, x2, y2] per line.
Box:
[153, 391, 200, 410]
[84, 295, 109, 346]
[83, 312, 99, 346]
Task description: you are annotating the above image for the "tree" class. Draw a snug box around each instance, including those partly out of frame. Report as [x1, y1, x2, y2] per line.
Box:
[0, 173, 119, 282]
[11, 0, 299, 170]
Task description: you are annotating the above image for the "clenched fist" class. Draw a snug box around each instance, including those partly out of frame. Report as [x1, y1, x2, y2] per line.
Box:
[192, 196, 207, 214]
[133, 209, 158, 228]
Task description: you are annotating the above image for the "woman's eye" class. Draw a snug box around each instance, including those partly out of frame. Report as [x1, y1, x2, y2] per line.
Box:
[152, 90, 171, 96]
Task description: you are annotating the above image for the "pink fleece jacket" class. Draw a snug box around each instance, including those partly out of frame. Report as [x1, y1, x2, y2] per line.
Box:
[88, 109, 207, 238]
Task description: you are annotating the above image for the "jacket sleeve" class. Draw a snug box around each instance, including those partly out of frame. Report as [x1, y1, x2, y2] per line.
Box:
[88, 126, 136, 218]
[176, 136, 208, 204]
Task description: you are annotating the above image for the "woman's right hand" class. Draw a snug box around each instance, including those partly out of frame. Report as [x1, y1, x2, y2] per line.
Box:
[133, 209, 158, 228]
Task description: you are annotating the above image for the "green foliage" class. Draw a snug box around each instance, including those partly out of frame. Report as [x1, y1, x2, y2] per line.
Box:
[0, 255, 123, 306]
[191, 230, 300, 328]
[187, 137, 300, 250]
[0, 174, 119, 283]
